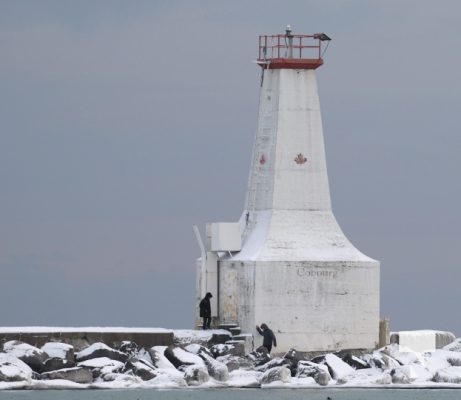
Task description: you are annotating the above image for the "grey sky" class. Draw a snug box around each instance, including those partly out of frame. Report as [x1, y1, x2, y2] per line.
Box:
[1, 1, 460, 334]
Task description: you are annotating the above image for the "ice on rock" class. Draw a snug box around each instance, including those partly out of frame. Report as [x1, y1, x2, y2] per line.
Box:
[227, 369, 262, 388]
[260, 366, 292, 385]
[199, 351, 229, 382]
[183, 364, 209, 386]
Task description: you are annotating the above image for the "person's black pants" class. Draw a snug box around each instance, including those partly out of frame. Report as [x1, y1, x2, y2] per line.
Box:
[203, 316, 211, 330]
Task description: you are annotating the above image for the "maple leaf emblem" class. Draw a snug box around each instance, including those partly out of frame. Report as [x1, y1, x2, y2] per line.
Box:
[294, 153, 307, 165]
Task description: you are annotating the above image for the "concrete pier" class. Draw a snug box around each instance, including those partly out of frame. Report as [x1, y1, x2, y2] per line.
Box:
[0, 327, 174, 351]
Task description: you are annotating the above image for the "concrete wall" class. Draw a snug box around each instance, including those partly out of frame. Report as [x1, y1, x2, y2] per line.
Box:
[220, 259, 379, 353]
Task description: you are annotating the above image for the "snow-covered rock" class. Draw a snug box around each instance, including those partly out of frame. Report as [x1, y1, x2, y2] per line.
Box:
[125, 359, 157, 381]
[390, 365, 418, 384]
[256, 357, 290, 373]
[444, 338, 461, 352]
[296, 360, 331, 386]
[41, 342, 74, 361]
[77, 357, 124, 377]
[118, 341, 138, 356]
[148, 346, 176, 370]
[325, 353, 355, 380]
[381, 343, 422, 365]
[246, 347, 270, 367]
[199, 351, 229, 382]
[2, 341, 48, 372]
[164, 346, 204, 369]
[434, 366, 461, 383]
[216, 354, 254, 372]
[227, 369, 262, 388]
[0, 353, 34, 382]
[75, 342, 128, 363]
[183, 364, 209, 386]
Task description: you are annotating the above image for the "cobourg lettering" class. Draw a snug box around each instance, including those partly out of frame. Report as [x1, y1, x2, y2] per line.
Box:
[296, 268, 338, 278]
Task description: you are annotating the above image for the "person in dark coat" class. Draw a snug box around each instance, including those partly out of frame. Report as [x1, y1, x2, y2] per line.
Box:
[256, 323, 277, 353]
[199, 292, 212, 330]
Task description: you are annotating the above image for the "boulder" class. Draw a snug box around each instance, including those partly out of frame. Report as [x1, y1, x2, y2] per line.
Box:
[41, 367, 93, 384]
[0, 353, 34, 382]
[42, 357, 75, 373]
[77, 357, 124, 378]
[324, 353, 355, 380]
[296, 360, 331, 386]
[210, 343, 237, 358]
[444, 339, 461, 352]
[390, 365, 418, 384]
[216, 355, 254, 372]
[283, 348, 305, 375]
[76, 342, 128, 363]
[118, 341, 139, 356]
[446, 351, 461, 366]
[164, 345, 204, 369]
[380, 343, 420, 365]
[227, 369, 262, 388]
[184, 343, 213, 358]
[433, 366, 461, 383]
[246, 347, 270, 367]
[148, 346, 177, 370]
[335, 350, 369, 370]
[183, 364, 210, 386]
[126, 359, 157, 381]
[256, 357, 290, 373]
[41, 342, 74, 362]
[2, 341, 48, 372]
[260, 366, 291, 385]
[198, 351, 229, 382]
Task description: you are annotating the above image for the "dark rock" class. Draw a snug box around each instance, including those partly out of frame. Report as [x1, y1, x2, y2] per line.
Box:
[41, 367, 93, 384]
[118, 341, 139, 356]
[246, 347, 271, 367]
[283, 348, 305, 376]
[42, 357, 76, 372]
[2, 341, 48, 372]
[260, 366, 291, 385]
[76, 342, 128, 363]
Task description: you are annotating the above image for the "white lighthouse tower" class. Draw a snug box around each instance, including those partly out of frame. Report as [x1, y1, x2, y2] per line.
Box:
[195, 27, 380, 353]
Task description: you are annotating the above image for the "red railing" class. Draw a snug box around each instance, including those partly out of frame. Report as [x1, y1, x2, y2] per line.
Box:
[258, 34, 325, 61]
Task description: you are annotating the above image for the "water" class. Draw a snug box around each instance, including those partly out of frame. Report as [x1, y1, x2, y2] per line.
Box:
[1, 389, 460, 400]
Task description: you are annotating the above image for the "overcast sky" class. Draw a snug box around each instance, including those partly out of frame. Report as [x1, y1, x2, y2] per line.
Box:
[1, 1, 460, 336]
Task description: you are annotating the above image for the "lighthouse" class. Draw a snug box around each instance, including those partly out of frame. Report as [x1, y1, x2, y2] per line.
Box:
[195, 27, 380, 353]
